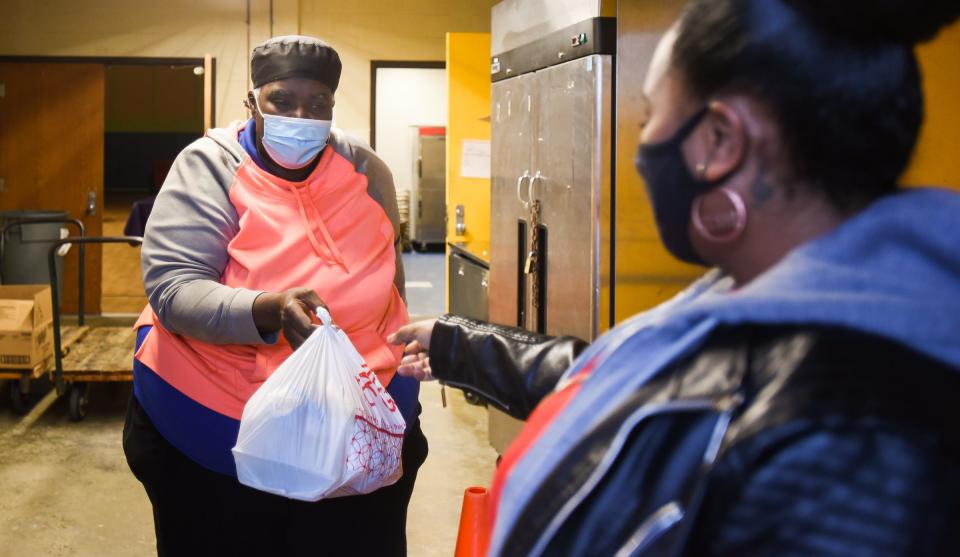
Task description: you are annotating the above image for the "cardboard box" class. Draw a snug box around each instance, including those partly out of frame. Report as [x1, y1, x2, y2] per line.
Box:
[0, 285, 54, 370]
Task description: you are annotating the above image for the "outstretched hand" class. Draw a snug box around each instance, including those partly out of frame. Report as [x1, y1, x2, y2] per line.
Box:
[387, 319, 438, 381]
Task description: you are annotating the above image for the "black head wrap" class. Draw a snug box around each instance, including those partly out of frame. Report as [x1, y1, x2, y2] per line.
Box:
[251, 35, 342, 92]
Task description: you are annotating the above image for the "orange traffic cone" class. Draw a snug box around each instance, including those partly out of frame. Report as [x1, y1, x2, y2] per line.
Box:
[454, 486, 491, 557]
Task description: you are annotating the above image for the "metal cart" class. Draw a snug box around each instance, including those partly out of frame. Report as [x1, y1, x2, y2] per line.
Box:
[47, 235, 143, 421]
[0, 216, 86, 415]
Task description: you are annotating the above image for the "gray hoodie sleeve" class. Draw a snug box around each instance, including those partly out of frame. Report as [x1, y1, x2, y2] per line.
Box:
[141, 135, 267, 345]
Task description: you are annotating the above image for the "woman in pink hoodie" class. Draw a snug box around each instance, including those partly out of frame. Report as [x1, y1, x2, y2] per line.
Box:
[123, 36, 426, 557]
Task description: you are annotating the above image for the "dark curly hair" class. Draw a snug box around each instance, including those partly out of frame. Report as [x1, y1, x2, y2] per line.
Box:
[671, 0, 960, 210]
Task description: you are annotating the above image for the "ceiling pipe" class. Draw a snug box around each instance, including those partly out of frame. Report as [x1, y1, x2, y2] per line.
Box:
[245, 0, 252, 87]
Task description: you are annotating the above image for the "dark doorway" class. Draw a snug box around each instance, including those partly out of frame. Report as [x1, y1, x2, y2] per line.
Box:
[103, 63, 205, 199]
[101, 61, 207, 313]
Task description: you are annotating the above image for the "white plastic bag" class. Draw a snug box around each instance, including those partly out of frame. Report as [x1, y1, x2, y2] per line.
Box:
[232, 308, 406, 501]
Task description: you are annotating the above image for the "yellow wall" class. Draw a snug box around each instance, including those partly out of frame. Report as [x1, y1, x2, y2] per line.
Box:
[445, 33, 492, 260]
[1, 0, 494, 136]
[903, 19, 960, 190]
[613, 0, 697, 325]
[444, 32, 492, 313]
[0, 0, 294, 128]
[292, 1, 495, 142]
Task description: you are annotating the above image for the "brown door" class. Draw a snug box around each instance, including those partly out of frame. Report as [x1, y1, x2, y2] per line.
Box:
[0, 62, 104, 315]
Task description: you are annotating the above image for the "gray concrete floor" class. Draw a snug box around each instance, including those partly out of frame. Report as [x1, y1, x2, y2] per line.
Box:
[0, 252, 498, 556]
[402, 251, 447, 318]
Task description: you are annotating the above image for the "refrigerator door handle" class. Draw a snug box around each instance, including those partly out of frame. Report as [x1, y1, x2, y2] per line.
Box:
[529, 170, 544, 202]
[516, 171, 532, 208]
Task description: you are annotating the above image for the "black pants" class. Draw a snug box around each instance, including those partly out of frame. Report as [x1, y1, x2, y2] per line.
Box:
[123, 395, 428, 557]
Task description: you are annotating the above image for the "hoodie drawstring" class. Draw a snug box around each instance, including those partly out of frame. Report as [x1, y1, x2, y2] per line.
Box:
[287, 185, 349, 273]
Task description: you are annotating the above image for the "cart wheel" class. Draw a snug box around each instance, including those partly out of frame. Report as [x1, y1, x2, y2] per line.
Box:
[68, 383, 89, 422]
[464, 391, 485, 407]
[10, 383, 30, 416]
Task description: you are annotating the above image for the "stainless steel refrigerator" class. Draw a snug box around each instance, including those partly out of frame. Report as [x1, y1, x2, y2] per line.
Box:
[409, 132, 446, 249]
[489, 0, 615, 343]
[487, 0, 616, 451]
[486, 0, 693, 453]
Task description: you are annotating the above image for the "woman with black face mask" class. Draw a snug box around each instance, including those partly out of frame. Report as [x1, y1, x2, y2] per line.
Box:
[391, 1, 960, 556]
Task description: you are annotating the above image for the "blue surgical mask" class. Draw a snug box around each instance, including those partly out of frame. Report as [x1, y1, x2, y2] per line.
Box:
[254, 93, 332, 169]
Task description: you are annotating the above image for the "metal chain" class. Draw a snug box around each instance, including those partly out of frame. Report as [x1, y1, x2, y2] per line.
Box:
[529, 199, 541, 313]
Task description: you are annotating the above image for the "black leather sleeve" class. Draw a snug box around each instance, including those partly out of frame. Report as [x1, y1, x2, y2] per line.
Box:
[428, 315, 589, 420]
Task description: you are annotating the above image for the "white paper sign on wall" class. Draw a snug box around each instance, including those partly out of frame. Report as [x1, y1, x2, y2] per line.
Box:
[460, 139, 491, 179]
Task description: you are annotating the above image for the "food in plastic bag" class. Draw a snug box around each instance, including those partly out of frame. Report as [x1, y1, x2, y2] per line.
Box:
[232, 307, 406, 501]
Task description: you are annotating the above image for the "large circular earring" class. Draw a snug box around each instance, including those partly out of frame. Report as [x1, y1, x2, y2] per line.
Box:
[692, 187, 747, 243]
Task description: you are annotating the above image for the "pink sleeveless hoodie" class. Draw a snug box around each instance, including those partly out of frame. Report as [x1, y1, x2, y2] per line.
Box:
[135, 123, 408, 420]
